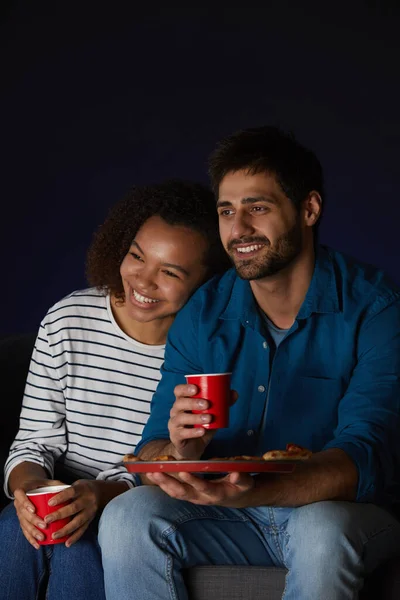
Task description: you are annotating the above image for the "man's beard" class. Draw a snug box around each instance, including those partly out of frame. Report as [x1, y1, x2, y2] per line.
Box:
[228, 220, 303, 280]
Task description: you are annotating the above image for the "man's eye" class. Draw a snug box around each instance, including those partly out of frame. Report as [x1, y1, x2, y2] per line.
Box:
[130, 252, 143, 261]
[219, 209, 234, 217]
[251, 206, 267, 213]
[163, 270, 179, 278]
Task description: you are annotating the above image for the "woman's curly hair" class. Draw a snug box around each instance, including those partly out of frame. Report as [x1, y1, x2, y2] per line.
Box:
[86, 179, 230, 298]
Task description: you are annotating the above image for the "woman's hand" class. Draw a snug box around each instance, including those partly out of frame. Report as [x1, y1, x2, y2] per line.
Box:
[14, 478, 65, 549]
[43, 479, 101, 547]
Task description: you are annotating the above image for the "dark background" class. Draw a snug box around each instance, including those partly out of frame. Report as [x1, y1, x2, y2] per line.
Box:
[1, 1, 400, 336]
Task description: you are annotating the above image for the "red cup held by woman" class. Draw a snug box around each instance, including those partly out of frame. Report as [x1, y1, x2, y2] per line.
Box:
[26, 485, 71, 545]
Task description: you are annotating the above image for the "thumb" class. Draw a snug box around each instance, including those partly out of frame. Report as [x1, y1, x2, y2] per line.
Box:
[229, 389, 239, 407]
[226, 472, 253, 489]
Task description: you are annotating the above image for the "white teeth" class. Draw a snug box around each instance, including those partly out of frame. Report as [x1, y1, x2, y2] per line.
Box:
[132, 289, 159, 304]
[237, 244, 263, 253]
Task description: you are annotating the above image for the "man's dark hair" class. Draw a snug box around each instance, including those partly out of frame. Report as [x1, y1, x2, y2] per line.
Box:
[86, 179, 230, 298]
[209, 126, 324, 228]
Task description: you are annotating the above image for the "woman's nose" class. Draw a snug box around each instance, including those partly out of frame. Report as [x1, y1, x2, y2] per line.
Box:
[134, 270, 158, 292]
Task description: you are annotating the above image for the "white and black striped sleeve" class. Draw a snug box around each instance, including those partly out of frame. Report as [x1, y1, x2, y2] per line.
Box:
[4, 322, 68, 497]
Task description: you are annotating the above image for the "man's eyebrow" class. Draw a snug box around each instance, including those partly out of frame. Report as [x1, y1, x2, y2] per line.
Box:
[130, 241, 189, 277]
[216, 195, 278, 208]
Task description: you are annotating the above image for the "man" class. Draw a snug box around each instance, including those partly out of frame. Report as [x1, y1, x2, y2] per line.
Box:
[98, 127, 400, 600]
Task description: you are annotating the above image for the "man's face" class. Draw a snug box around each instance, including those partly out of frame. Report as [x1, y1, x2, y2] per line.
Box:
[217, 170, 305, 280]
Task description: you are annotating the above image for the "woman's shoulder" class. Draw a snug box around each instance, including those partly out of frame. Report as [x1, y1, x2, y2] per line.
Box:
[42, 287, 109, 327]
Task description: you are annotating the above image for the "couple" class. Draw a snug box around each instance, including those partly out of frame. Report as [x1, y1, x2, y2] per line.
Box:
[2, 126, 400, 600]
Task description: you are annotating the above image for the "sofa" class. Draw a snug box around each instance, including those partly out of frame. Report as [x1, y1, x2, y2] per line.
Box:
[1, 333, 400, 599]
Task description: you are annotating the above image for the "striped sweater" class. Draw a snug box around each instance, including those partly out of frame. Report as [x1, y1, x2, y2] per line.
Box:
[4, 288, 165, 497]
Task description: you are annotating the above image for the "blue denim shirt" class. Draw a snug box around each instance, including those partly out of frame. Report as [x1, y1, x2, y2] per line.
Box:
[137, 246, 400, 505]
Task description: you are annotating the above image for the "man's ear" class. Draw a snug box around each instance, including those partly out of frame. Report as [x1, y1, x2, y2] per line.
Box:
[303, 191, 322, 228]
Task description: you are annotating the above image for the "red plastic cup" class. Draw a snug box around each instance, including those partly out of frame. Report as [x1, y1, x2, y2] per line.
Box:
[26, 485, 72, 545]
[185, 372, 232, 429]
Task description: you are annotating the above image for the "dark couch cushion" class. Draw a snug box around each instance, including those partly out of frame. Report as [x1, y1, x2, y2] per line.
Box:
[185, 566, 286, 600]
[185, 561, 400, 600]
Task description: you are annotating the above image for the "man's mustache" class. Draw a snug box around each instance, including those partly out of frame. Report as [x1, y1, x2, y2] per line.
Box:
[227, 237, 270, 252]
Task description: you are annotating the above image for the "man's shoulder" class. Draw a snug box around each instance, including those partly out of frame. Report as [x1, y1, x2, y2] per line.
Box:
[176, 269, 238, 323]
[326, 246, 400, 312]
[197, 268, 237, 296]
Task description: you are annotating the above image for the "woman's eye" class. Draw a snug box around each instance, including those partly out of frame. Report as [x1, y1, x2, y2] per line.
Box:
[130, 252, 143, 261]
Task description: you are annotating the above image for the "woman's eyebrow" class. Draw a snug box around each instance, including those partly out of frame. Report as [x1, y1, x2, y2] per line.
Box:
[131, 241, 189, 276]
[162, 262, 189, 277]
[130, 240, 144, 253]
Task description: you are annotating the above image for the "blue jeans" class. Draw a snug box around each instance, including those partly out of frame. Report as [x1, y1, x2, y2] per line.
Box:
[0, 503, 106, 600]
[98, 486, 400, 600]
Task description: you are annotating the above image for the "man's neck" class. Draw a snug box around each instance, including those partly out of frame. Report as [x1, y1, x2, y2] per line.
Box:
[250, 243, 316, 330]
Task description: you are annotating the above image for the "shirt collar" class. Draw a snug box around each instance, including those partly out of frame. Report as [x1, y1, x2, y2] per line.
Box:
[220, 245, 339, 325]
[297, 245, 339, 319]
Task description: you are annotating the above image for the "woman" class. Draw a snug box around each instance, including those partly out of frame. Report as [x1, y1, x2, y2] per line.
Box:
[0, 179, 229, 600]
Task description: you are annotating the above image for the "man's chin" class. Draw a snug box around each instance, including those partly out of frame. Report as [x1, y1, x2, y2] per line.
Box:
[234, 263, 264, 280]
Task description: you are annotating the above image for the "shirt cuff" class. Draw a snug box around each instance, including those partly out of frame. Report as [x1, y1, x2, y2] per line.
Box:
[323, 439, 376, 502]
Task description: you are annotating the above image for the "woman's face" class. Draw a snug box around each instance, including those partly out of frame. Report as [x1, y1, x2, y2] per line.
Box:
[119, 215, 209, 324]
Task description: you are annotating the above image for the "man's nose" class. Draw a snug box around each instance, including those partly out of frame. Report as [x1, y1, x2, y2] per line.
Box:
[230, 212, 254, 239]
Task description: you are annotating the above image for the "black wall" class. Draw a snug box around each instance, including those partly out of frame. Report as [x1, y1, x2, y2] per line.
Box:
[1, 1, 399, 335]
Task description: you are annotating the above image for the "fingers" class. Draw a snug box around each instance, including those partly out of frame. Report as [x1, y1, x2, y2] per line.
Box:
[14, 488, 36, 515]
[147, 472, 194, 500]
[14, 498, 47, 549]
[52, 511, 92, 543]
[225, 472, 254, 491]
[170, 394, 209, 418]
[45, 481, 98, 527]
[63, 522, 90, 547]
[47, 485, 76, 507]
[173, 383, 200, 399]
[147, 471, 252, 506]
[169, 388, 212, 448]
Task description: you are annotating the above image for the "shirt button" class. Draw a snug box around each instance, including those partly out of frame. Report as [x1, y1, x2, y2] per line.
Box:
[247, 429, 254, 436]
[257, 385, 265, 393]
[263, 341, 268, 349]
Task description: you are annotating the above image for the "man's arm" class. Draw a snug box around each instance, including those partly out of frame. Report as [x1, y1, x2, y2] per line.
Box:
[242, 448, 358, 507]
[147, 448, 358, 507]
[322, 299, 400, 503]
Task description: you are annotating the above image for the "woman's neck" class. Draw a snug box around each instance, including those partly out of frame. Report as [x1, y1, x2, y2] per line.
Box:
[110, 295, 173, 345]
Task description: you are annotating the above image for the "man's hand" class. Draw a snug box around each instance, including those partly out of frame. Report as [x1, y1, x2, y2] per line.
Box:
[146, 471, 254, 508]
[168, 383, 214, 459]
[14, 478, 66, 549]
[168, 384, 238, 460]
